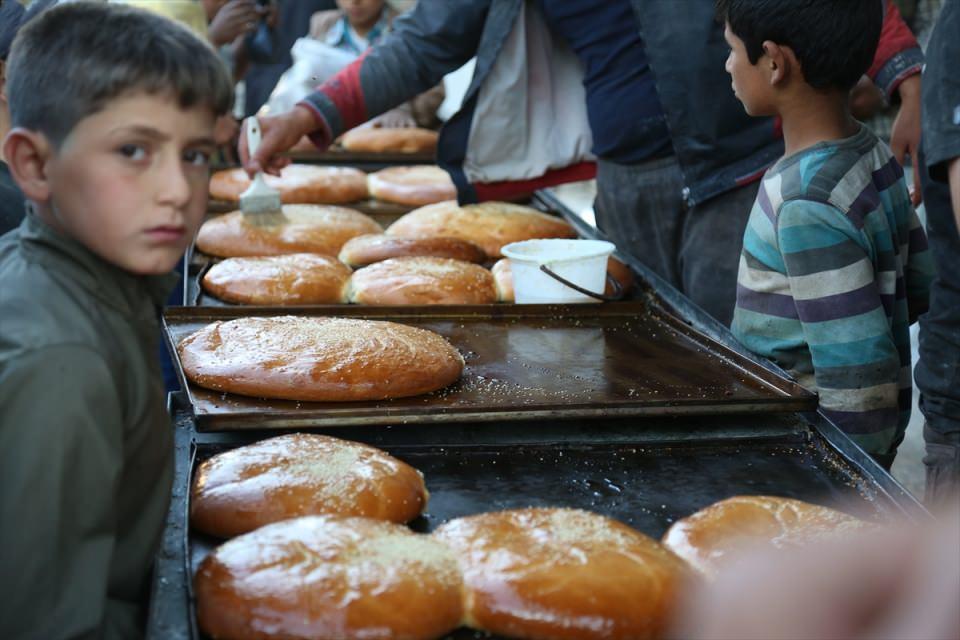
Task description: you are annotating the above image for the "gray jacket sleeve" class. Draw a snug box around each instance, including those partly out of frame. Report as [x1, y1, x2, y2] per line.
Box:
[0, 346, 123, 640]
[300, 0, 492, 138]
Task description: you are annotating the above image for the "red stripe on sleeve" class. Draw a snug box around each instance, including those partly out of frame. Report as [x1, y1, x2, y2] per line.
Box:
[318, 51, 370, 131]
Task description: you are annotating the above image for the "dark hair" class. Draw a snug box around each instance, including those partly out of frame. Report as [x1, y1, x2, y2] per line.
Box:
[716, 0, 883, 91]
[5, 2, 234, 146]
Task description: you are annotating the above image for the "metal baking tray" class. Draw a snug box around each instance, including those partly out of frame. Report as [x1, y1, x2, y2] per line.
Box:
[163, 303, 816, 431]
[146, 404, 926, 640]
[285, 147, 436, 169]
[205, 196, 413, 221]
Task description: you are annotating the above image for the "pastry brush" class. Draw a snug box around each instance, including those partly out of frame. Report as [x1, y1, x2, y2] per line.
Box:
[240, 116, 287, 227]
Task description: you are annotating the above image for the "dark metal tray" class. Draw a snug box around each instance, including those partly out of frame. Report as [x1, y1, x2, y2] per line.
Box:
[285, 147, 436, 169]
[205, 197, 413, 222]
[146, 405, 925, 640]
[163, 303, 816, 431]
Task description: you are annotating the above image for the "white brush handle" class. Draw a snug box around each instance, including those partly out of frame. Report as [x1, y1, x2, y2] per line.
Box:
[245, 116, 262, 159]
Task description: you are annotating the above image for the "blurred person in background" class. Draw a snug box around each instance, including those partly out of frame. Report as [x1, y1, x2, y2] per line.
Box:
[916, 0, 960, 508]
[305, 0, 443, 128]
[0, 0, 27, 236]
[242, 0, 337, 117]
[240, 1, 924, 327]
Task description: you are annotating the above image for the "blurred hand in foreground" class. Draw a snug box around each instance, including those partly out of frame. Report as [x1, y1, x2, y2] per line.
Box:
[672, 506, 960, 640]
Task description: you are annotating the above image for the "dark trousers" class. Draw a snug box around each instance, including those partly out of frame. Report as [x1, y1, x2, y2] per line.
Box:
[917, 152, 960, 507]
[594, 156, 759, 327]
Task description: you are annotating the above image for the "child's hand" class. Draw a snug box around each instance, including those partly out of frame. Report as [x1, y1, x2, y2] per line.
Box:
[890, 74, 922, 206]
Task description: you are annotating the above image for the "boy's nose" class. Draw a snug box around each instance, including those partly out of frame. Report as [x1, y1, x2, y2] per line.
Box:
[157, 158, 192, 208]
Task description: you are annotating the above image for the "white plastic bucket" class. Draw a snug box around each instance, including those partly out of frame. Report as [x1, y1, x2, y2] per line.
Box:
[501, 239, 616, 304]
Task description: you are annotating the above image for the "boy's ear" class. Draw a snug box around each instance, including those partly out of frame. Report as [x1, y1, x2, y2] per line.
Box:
[3, 128, 54, 204]
[761, 40, 797, 86]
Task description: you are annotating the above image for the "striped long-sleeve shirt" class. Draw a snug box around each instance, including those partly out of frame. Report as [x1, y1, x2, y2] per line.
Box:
[732, 126, 934, 456]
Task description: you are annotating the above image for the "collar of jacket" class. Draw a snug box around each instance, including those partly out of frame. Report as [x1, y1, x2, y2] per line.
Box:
[18, 209, 179, 316]
[325, 7, 395, 54]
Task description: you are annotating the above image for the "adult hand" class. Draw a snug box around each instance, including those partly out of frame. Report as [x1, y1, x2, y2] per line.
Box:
[890, 74, 922, 206]
[239, 106, 320, 177]
[208, 0, 259, 48]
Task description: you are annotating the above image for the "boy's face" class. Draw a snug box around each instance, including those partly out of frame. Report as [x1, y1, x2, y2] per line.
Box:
[336, 0, 385, 29]
[42, 93, 216, 275]
[723, 22, 774, 116]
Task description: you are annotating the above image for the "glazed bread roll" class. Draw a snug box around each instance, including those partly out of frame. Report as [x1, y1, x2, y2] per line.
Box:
[195, 205, 382, 258]
[434, 508, 689, 640]
[195, 516, 463, 640]
[209, 164, 368, 204]
[190, 434, 429, 538]
[367, 165, 456, 206]
[662, 496, 868, 577]
[178, 315, 464, 402]
[387, 200, 577, 258]
[491, 258, 514, 302]
[338, 234, 487, 268]
[202, 253, 352, 305]
[340, 126, 439, 154]
[491, 256, 635, 302]
[345, 257, 499, 305]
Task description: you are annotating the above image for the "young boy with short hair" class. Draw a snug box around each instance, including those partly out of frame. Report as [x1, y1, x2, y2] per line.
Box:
[0, 4, 232, 637]
[718, 0, 934, 467]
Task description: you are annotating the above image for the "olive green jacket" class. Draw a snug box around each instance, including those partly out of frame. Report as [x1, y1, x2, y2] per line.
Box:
[0, 213, 176, 639]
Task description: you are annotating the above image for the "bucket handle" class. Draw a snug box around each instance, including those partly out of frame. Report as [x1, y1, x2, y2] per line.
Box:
[539, 264, 624, 302]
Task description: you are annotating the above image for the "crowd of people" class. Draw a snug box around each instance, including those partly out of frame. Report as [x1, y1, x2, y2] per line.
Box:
[0, 0, 957, 638]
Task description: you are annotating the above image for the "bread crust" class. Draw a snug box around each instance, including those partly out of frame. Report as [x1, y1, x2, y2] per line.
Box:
[178, 316, 464, 402]
[340, 127, 439, 154]
[195, 205, 382, 258]
[209, 165, 368, 204]
[339, 234, 486, 268]
[387, 200, 576, 258]
[195, 516, 463, 640]
[434, 508, 689, 640]
[202, 253, 352, 305]
[367, 165, 456, 206]
[190, 434, 429, 538]
[662, 496, 867, 577]
[345, 257, 498, 305]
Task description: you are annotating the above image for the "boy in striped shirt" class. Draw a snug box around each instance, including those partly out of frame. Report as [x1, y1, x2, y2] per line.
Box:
[717, 0, 934, 467]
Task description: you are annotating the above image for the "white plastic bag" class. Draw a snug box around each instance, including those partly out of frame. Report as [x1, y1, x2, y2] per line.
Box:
[263, 38, 357, 116]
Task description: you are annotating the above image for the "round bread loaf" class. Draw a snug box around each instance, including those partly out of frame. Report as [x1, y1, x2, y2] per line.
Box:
[202, 253, 351, 305]
[367, 165, 456, 206]
[209, 165, 368, 204]
[195, 205, 382, 258]
[387, 200, 577, 258]
[434, 508, 689, 640]
[338, 234, 487, 268]
[340, 126, 439, 154]
[190, 434, 429, 538]
[178, 315, 464, 402]
[662, 496, 867, 577]
[491, 256, 635, 302]
[195, 516, 464, 640]
[345, 257, 499, 305]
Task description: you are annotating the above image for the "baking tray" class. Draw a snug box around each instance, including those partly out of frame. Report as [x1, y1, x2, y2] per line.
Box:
[163, 303, 816, 431]
[205, 196, 413, 221]
[146, 405, 926, 640]
[285, 147, 436, 169]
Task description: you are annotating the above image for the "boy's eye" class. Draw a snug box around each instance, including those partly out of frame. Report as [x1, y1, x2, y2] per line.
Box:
[184, 149, 212, 167]
[119, 144, 147, 161]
